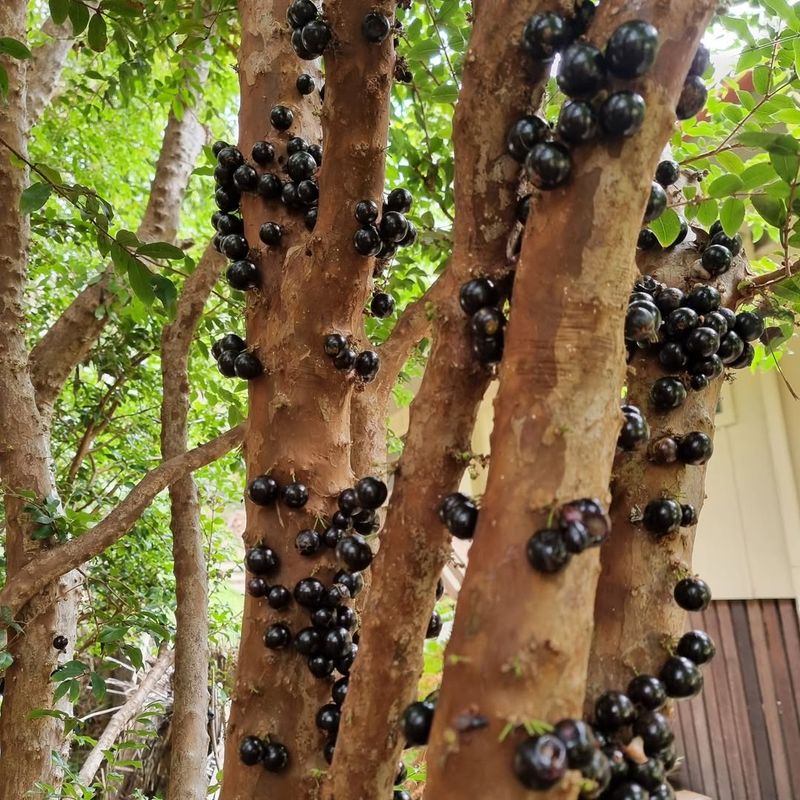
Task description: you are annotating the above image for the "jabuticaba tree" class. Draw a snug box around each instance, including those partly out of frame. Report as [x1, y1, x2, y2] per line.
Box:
[218, 0, 396, 796]
[417, 2, 715, 799]
[586, 222, 751, 698]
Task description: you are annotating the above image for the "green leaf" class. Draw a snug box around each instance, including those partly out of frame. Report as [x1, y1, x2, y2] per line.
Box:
[152, 274, 177, 318]
[740, 162, 777, 189]
[769, 150, 800, 183]
[115, 229, 140, 248]
[697, 198, 719, 227]
[100, 625, 128, 644]
[738, 131, 799, 155]
[0, 65, 7, 97]
[87, 13, 107, 52]
[0, 651, 13, 671]
[752, 64, 770, 95]
[52, 681, 74, 703]
[752, 195, 787, 228]
[719, 197, 746, 237]
[708, 174, 743, 198]
[127, 258, 156, 306]
[430, 83, 459, 104]
[90, 672, 107, 702]
[49, 0, 70, 24]
[20, 183, 52, 215]
[716, 151, 745, 174]
[0, 38, 32, 60]
[52, 660, 88, 682]
[68, 1, 90, 35]
[406, 40, 441, 61]
[36, 164, 62, 185]
[648, 208, 682, 247]
[136, 242, 185, 260]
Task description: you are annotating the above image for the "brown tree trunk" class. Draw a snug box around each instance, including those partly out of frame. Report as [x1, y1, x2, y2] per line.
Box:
[26, 17, 74, 130]
[423, 4, 715, 800]
[160, 244, 225, 800]
[0, 6, 79, 795]
[326, 2, 561, 796]
[586, 239, 748, 701]
[219, 0, 395, 796]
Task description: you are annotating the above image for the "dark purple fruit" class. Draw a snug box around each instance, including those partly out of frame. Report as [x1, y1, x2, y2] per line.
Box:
[526, 142, 572, 190]
[332, 676, 349, 706]
[717, 331, 744, 364]
[600, 91, 646, 137]
[233, 164, 258, 193]
[557, 100, 597, 144]
[212, 140, 229, 157]
[286, 150, 317, 182]
[642, 497, 682, 537]
[221, 234, 250, 261]
[426, 610, 443, 639]
[557, 42, 606, 98]
[267, 585, 291, 609]
[324, 333, 347, 358]
[379, 211, 409, 244]
[296, 73, 315, 95]
[248, 475, 280, 506]
[316, 702, 341, 734]
[674, 577, 711, 611]
[261, 741, 289, 772]
[684, 327, 720, 359]
[370, 292, 395, 318]
[627, 674, 667, 711]
[606, 20, 659, 79]
[239, 735, 264, 765]
[637, 228, 659, 250]
[270, 105, 294, 130]
[618, 409, 650, 450]
[734, 311, 764, 342]
[553, 719, 595, 769]
[308, 654, 335, 678]
[362, 11, 391, 43]
[507, 115, 550, 161]
[336, 533, 373, 571]
[677, 630, 715, 665]
[283, 482, 309, 508]
[684, 284, 720, 314]
[304, 206, 318, 230]
[471, 307, 505, 338]
[690, 43, 710, 76]
[53, 635, 68, 650]
[217, 350, 237, 377]
[659, 655, 703, 698]
[526, 529, 570, 573]
[215, 213, 244, 236]
[354, 225, 382, 256]
[217, 146, 244, 170]
[215, 186, 240, 212]
[702, 244, 732, 276]
[594, 691, 635, 731]
[521, 12, 570, 60]
[709, 231, 742, 257]
[295, 529, 322, 556]
[300, 19, 331, 55]
[355, 476, 388, 509]
[402, 700, 435, 746]
[245, 546, 280, 576]
[247, 577, 268, 598]
[355, 199, 379, 224]
[681, 504, 698, 526]
[264, 622, 292, 650]
[676, 75, 707, 119]
[730, 341, 755, 369]
[649, 377, 686, 411]
[257, 172, 282, 200]
[259, 222, 283, 246]
[322, 626, 352, 658]
[294, 578, 325, 609]
[677, 431, 713, 465]
[234, 352, 263, 380]
[633, 710, 674, 756]
[628, 757, 666, 790]
[287, 0, 317, 28]
[334, 569, 364, 597]
[294, 626, 321, 655]
[459, 278, 498, 315]
[658, 342, 687, 371]
[387, 188, 413, 213]
[226, 260, 258, 291]
[334, 347, 357, 371]
[655, 160, 680, 187]
[644, 182, 667, 223]
[354, 349, 380, 381]
[513, 734, 568, 790]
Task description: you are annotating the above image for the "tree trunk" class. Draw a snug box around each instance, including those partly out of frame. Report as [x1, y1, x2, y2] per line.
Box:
[160, 244, 225, 800]
[219, 0, 396, 796]
[0, 6, 80, 795]
[423, 4, 715, 800]
[586, 236, 748, 701]
[326, 2, 560, 797]
[26, 17, 74, 130]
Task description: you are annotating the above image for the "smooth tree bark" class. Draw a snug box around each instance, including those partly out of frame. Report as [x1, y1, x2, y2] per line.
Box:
[586, 235, 748, 701]
[159, 242, 226, 800]
[29, 73, 209, 418]
[0, 5, 80, 794]
[0, 425, 244, 622]
[26, 17, 74, 130]
[327, 2, 565, 797]
[423, 3, 715, 800]
[219, 0, 396, 796]
[77, 647, 175, 787]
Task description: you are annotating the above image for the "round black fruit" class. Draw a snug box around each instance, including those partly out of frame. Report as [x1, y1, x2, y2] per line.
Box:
[557, 100, 597, 144]
[215, 186, 240, 212]
[234, 352, 263, 380]
[557, 42, 606, 98]
[649, 377, 687, 411]
[245, 546, 280, 576]
[334, 569, 364, 597]
[644, 182, 667, 223]
[387, 188, 413, 213]
[221, 234, 250, 261]
[217, 146, 244, 170]
[459, 278, 498, 315]
[297, 73, 315, 95]
[684, 327, 720, 359]
[308, 655, 335, 678]
[259, 222, 283, 246]
[655, 160, 680, 187]
[283, 482, 309, 508]
[267, 585, 291, 609]
[618, 411, 649, 450]
[690, 43, 710, 76]
[674, 576, 711, 611]
[642, 498, 682, 537]
[355, 199, 379, 224]
[354, 350, 380, 381]
[295, 529, 321, 556]
[553, 718, 595, 769]
[444, 499, 478, 540]
[233, 164, 258, 193]
[217, 350, 237, 377]
[270, 105, 294, 130]
[362, 11, 391, 43]
[677, 431, 713, 465]
[600, 91, 646, 137]
[709, 231, 742, 257]
[239, 735, 264, 765]
[336, 533, 373, 571]
[627, 674, 667, 711]
[334, 347, 357, 371]
[294, 578, 325, 609]
[526, 142, 572, 190]
[286, 151, 317, 182]
[53, 635, 68, 650]
[594, 690, 635, 731]
[633, 711, 674, 756]
[402, 700, 435, 746]
[676, 75, 708, 120]
[355, 476, 388, 509]
[637, 228, 659, 250]
[287, 0, 317, 28]
[212, 140, 229, 157]
[734, 311, 764, 342]
[605, 20, 659, 79]
[301, 19, 331, 54]
[370, 292, 395, 318]
[264, 622, 292, 649]
[426, 611, 443, 639]
[513, 734, 568, 790]
[248, 475, 280, 505]
[526, 529, 570, 574]
[226, 260, 258, 291]
[702, 244, 732, 276]
[379, 211, 409, 243]
[247, 576, 267, 597]
[685, 284, 720, 314]
[354, 225, 382, 256]
[677, 630, 716, 665]
[316, 703, 341, 734]
[258, 172, 282, 200]
[261, 741, 289, 772]
[659, 655, 703, 698]
[681, 503, 698, 526]
[507, 115, 549, 161]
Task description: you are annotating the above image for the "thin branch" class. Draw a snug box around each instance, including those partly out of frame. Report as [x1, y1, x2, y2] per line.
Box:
[422, 0, 459, 88]
[0, 425, 244, 625]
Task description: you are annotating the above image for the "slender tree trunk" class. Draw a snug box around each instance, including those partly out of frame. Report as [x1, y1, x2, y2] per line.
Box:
[220, 0, 395, 796]
[326, 2, 560, 796]
[0, 6, 79, 795]
[159, 244, 225, 800]
[423, 4, 715, 800]
[586, 238, 748, 701]
[26, 17, 74, 130]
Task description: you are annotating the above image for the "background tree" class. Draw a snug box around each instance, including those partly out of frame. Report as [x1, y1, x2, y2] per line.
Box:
[0, 0, 798, 799]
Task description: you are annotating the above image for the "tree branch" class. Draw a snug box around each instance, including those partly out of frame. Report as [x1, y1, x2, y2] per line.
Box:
[0, 425, 244, 625]
[77, 647, 175, 787]
[160, 242, 225, 800]
[26, 17, 74, 129]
